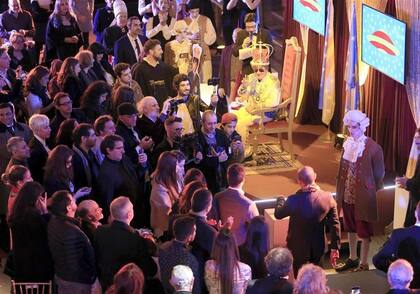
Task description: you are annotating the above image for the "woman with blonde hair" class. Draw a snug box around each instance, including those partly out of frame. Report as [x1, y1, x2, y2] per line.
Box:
[46, 0, 82, 61]
[294, 264, 342, 294]
[150, 150, 185, 238]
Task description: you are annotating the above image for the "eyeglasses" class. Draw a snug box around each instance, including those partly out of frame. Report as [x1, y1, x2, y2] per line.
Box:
[253, 68, 265, 73]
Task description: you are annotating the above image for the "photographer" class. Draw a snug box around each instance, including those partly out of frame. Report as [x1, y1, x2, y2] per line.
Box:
[152, 116, 201, 171]
[169, 73, 218, 134]
[219, 113, 245, 164]
[196, 110, 230, 194]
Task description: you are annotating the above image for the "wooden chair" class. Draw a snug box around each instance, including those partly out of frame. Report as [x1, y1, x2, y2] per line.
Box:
[11, 280, 52, 294]
[248, 37, 302, 161]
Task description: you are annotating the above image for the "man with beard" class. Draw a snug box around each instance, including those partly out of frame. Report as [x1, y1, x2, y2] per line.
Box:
[114, 16, 146, 66]
[131, 39, 177, 107]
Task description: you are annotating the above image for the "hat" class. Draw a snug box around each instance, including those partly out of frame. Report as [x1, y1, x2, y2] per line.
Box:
[118, 102, 138, 116]
[113, 0, 127, 17]
[187, 0, 200, 10]
[221, 113, 238, 124]
[170, 265, 194, 290]
[250, 43, 274, 67]
[343, 110, 370, 132]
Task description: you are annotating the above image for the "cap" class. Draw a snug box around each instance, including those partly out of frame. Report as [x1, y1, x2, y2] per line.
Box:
[118, 102, 138, 116]
[221, 113, 238, 124]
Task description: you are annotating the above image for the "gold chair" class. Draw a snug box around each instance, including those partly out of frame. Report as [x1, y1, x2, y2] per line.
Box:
[248, 37, 302, 161]
[11, 280, 52, 294]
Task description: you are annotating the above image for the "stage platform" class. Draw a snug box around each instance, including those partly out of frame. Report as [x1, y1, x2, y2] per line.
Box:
[243, 124, 342, 201]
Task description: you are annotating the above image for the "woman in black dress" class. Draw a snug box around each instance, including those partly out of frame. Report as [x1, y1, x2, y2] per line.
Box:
[45, 0, 82, 61]
[57, 57, 84, 107]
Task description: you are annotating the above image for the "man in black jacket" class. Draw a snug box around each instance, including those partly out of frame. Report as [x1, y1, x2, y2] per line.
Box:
[95, 134, 147, 222]
[396, 128, 420, 227]
[196, 110, 230, 194]
[27, 114, 51, 183]
[246, 247, 294, 294]
[136, 96, 171, 147]
[170, 73, 217, 134]
[93, 0, 114, 44]
[94, 196, 157, 291]
[48, 190, 99, 293]
[114, 16, 146, 66]
[116, 102, 154, 166]
[72, 123, 100, 192]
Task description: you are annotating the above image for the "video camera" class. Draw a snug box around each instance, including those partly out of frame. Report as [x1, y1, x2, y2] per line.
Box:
[173, 132, 202, 160]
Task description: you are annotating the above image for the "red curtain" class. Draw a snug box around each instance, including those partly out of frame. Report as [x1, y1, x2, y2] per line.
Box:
[282, 0, 415, 175]
[363, 0, 416, 174]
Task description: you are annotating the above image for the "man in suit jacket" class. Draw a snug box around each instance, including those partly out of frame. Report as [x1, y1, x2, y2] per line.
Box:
[214, 163, 259, 246]
[114, 16, 146, 66]
[93, 196, 157, 290]
[232, 13, 272, 76]
[373, 202, 420, 289]
[27, 114, 51, 183]
[275, 166, 341, 275]
[396, 128, 420, 227]
[246, 247, 294, 294]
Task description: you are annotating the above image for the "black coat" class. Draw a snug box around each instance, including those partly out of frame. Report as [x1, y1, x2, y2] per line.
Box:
[47, 215, 96, 284]
[61, 76, 85, 108]
[72, 145, 100, 191]
[95, 156, 146, 220]
[93, 220, 157, 290]
[114, 34, 147, 66]
[28, 137, 49, 183]
[116, 121, 143, 165]
[246, 276, 293, 294]
[49, 109, 86, 143]
[46, 15, 81, 61]
[102, 25, 127, 56]
[136, 114, 166, 147]
[373, 226, 420, 289]
[9, 213, 54, 282]
[43, 176, 71, 198]
[404, 160, 420, 227]
[196, 129, 230, 194]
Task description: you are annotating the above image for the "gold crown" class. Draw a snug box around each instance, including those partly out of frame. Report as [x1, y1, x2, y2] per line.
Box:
[251, 42, 274, 67]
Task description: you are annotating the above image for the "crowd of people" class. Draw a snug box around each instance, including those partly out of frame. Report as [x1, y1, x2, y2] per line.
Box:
[0, 0, 419, 293]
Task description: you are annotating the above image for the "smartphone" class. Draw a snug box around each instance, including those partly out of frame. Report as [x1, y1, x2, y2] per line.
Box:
[351, 286, 361, 294]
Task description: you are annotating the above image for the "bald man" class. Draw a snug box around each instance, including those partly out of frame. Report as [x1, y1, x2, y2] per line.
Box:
[275, 166, 341, 275]
[136, 96, 171, 146]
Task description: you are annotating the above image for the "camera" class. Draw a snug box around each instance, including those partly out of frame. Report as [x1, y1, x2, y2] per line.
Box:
[173, 132, 202, 158]
[207, 77, 220, 86]
[231, 133, 241, 142]
[168, 97, 187, 113]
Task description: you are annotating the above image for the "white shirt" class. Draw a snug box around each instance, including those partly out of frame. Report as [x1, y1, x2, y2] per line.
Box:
[127, 33, 143, 62]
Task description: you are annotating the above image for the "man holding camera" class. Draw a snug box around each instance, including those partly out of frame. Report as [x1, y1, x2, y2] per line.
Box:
[170, 73, 218, 134]
[219, 113, 245, 164]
